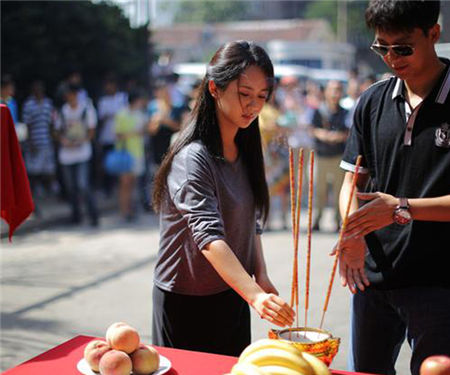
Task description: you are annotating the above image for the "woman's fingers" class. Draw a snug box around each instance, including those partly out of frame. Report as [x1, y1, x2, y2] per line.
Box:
[260, 295, 295, 326]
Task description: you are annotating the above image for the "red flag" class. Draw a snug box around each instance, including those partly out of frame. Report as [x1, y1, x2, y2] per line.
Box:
[1, 104, 34, 241]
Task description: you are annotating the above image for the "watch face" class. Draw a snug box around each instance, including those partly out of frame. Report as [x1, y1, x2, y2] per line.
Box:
[394, 208, 412, 225]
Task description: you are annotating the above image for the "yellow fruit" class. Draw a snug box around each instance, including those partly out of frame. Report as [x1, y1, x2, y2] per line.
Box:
[239, 339, 303, 363]
[239, 348, 313, 375]
[231, 362, 269, 375]
[259, 365, 308, 375]
[301, 352, 331, 375]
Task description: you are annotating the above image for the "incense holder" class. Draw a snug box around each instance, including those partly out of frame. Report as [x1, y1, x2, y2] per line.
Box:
[268, 327, 340, 366]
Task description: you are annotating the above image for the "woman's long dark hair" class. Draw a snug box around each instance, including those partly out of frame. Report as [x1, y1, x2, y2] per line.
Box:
[152, 40, 273, 223]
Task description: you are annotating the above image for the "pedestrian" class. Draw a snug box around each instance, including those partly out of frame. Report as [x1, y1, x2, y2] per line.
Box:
[22, 81, 57, 203]
[337, 1, 450, 374]
[97, 77, 128, 196]
[0, 75, 18, 124]
[114, 89, 149, 222]
[259, 91, 290, 230]
[147, 80, 183, 167]
[310, 80, 349, 232]
[151, 41, 295, 356]
[55, 84, 99, 227]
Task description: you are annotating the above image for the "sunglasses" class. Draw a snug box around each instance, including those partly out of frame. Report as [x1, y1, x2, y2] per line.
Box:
[370, 43, 415, 57]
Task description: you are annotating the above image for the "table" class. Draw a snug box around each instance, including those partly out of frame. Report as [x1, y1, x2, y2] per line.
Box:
[2, 335, 374, 375]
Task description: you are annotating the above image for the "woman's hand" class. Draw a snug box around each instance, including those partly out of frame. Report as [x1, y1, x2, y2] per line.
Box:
[344, 192, 398, 238]
[251, 292, 295, 327]
[255, 273, 279, 295]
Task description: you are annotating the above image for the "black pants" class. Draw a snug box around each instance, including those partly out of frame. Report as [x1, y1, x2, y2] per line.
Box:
[152, 286, 250, 356]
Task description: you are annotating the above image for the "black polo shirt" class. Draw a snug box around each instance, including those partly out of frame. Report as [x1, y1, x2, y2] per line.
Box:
[311, 104, 348, 157]
[341, 58, 450, 289]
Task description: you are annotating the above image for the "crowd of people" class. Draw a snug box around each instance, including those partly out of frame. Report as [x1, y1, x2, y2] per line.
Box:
[1, 65, 381, 229]
[259, 73, 378, 232]
[1, 71, 191, 225]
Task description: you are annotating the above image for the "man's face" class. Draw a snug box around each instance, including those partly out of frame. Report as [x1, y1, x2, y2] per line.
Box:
[374, 25, 440, 81]
[325, 80, 343, 107]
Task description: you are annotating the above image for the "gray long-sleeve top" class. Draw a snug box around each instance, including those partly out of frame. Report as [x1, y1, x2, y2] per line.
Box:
[154, 140, 262, 296]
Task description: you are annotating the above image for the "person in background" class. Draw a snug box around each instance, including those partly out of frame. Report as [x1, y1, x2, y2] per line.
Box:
[359, 73, 377, 93]
[148, 80, 183, 168]
[114, 90, 149, 222]
[310, 80, 349, 232]
[151, 41, 294, 356]
[22, 81, 57, 204]
[340, 77, 361, 129]
[338, 1, 450, 374]
[55, 84, 98, 227]
[259, 88, 290, 230]
[55, 69, 89, 109]
[97, 77, 128, 196]
[0, 75, 18, 124]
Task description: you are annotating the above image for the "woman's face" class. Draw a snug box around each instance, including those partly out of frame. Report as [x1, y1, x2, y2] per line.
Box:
[213, 65, 270, 131]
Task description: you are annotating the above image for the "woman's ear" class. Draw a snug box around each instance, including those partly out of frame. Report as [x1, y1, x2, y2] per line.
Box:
[208, 80, 218, 98]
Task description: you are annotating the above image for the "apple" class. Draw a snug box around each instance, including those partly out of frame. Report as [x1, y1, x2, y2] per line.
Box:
[420, 355, 450, 375]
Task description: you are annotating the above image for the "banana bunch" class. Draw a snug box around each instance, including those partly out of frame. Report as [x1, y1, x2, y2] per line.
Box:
[225, 339, 331, 375]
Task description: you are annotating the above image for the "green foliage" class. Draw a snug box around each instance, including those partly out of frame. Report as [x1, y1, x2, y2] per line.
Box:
[174, 0, 250, 23]
[1, 1, 150, 101]
[304, 0, 371, 46]
[305, 0, 338, 32]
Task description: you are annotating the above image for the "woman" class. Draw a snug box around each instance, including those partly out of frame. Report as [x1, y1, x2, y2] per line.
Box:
[152, 41, 295, 356]
[114, 90, 148, 221]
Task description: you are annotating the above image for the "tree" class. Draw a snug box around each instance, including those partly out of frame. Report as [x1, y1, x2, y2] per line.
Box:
[1, 1, 150, 103]
[172, 0, 250, 24]
[305, 0, 370, 45]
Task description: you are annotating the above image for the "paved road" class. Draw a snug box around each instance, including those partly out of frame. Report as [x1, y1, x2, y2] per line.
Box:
[0, 209, 411, 373]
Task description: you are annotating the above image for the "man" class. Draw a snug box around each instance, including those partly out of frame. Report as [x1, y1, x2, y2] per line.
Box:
[338, 1, 450, 375]
[310, 80, 348, 232]
[55, 84, 99, 227]
[22, 81, 57, 202]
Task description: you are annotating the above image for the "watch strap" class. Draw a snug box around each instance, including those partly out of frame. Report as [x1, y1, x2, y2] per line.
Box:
[398, 197, 409, 209]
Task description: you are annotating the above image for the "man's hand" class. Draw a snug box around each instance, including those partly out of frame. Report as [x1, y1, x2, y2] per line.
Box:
[331, 235, 369, 294]
[345, 192, 398, 238]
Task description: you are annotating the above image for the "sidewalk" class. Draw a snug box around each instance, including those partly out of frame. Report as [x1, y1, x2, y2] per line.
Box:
[0, 192, 117, 239]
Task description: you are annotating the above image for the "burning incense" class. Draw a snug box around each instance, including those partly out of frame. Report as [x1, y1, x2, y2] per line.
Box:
[305, 150, 314, 328]
[319, 155, 363, 329]
[288, 148, 297, 308]
[293, 148, 304, 326]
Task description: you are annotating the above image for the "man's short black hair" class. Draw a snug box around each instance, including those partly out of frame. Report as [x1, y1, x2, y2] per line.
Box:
[365, 0, 440, 34]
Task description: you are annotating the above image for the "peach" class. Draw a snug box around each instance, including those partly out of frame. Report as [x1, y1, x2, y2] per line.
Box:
[98, 349, 132, 375]
[83, 339, 111, 372]
[130, 344, 160, 375]
[105, 322, 140, 354]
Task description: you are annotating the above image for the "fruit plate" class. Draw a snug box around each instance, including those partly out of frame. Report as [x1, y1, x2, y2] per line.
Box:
[77, 354, 171, 375]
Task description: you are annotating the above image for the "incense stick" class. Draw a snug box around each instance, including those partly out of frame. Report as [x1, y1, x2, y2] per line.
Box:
[319, 155, 362, 329]
[288, 148, 297, 309]
[305, 150, 314, 328]
[293, 148, 304, 327]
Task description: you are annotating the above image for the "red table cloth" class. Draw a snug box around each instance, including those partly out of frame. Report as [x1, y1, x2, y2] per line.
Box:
[2, 335, 375, 375]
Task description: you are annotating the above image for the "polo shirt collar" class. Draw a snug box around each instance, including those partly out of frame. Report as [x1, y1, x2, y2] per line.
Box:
[391, 58, 450, 103]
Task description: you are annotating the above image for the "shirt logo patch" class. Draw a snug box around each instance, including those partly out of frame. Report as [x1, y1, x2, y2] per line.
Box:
[435, 123, 450, 148]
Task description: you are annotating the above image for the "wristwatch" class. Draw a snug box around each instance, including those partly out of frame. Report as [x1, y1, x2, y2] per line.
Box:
[393, 198, 412, 225]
